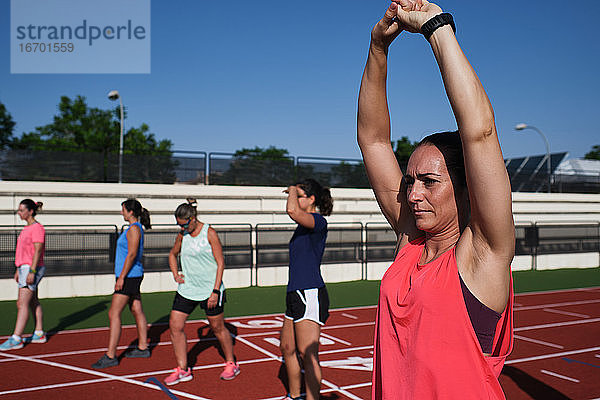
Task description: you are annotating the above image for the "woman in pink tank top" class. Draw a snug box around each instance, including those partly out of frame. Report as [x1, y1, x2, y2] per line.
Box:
[358, 1, 515, 399]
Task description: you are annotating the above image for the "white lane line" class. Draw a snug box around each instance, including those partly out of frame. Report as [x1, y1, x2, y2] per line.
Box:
[5, 346, 375, 397]
[340, 382, 371, 390]
[0, 324, 373, 364]
[596, 354, 600, 359]
[320, 332, 352, 346]
[540, 369, 580, 383]
[234, 335, 281, 360]
[341, 313, 358, 320]
[324, 321, 374, 330]
[514, 334, 564, 349]
[0, 351, 210, 400]
[515, 287, 600, 296]
[0, 377, 113, 396]
[515, 299, 600, 311]
[231, 335, 367, 400]
[321, 378, 363, 400]
[543, 308, 590, 318]
[505, 346, 600, 365]
[514, 317, 600, 332]
[0, 337, 220, 363]
[321, 345, 373, 355]
[0, 304, 379, 339]
[513, 302, 523, 307]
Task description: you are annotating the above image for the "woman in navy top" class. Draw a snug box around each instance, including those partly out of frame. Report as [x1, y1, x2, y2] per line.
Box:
[280, 179, 333, 400]
[93, 199, 152, 369]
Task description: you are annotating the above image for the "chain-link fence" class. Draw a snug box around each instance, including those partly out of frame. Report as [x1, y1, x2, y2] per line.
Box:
[1, 148, 598, 192]
[1, 222, 599, 280]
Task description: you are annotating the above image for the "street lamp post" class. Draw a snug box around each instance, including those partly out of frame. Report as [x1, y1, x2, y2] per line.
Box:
[108, 90, 124, 184]
[515, 123, 552, 193]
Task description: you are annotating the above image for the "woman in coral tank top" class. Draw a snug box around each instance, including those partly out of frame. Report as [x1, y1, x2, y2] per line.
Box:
[358, 1, 515, 399]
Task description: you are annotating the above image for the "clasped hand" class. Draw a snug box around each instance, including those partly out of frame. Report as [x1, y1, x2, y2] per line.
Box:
[371, 0, 443, 50]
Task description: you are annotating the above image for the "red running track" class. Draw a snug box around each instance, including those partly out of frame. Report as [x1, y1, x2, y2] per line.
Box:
[0, 287, 599, 400]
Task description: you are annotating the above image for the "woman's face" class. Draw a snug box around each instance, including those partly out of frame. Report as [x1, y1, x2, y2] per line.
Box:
[405, 145, 461, 233]
[17, 204, 32, 221]
[296, 186, 315, 212]
[176, 216, 196, 233]
[120, 205, 134, 221]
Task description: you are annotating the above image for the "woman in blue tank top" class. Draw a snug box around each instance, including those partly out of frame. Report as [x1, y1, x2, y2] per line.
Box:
[92, 199, 152, 369]
[280, 179, 333, 400]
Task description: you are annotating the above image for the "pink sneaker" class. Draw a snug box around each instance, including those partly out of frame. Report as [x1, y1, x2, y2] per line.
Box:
[164, 366, 192, 386]
[219, 361, 240, 380]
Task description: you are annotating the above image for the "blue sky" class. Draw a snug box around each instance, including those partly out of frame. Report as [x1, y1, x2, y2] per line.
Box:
[1, 0, 599, 160]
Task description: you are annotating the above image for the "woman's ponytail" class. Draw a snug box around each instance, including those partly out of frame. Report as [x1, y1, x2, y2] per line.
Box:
[297, 178, 333, 216]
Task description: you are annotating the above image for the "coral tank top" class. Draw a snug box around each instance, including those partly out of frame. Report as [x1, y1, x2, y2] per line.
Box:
[372, 238, 513, 399]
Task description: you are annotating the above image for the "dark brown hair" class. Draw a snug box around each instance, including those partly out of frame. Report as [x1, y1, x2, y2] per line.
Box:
[20, 199, 43, 217]
[122, 198, 151, 229]
[416, 130, 466, 189]
[296, 178, 333, 216]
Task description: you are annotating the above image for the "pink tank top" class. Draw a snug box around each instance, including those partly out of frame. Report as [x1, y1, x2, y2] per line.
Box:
[372, 238, 513, 399]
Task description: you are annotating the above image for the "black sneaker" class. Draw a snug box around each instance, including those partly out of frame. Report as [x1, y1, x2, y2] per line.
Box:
[92, 354, 118, 369]
[124, 347, 151, 358]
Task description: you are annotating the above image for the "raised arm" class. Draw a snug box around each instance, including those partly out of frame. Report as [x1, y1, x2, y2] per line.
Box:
[285, 185, 316, 229]
[358, 2, 418, 239]
[397, 1, 514, 252]
[395, 0, 514, 311]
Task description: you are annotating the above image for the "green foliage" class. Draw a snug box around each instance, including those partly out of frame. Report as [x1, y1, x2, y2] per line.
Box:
[233, 146, 290, 160]
[0, 102, 16, 149]
[394, 136, 419, 170]
[5, 95, 175, 183]
[212, 146, 295, 186]
[329, 161, 369, 187]
[584, 145, 600, 160]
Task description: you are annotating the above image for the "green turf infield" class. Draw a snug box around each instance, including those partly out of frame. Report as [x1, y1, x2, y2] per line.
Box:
[0, 268, 598, 336]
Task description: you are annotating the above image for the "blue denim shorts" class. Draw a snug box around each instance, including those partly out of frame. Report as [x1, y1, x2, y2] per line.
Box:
[17, 264, 46, 291]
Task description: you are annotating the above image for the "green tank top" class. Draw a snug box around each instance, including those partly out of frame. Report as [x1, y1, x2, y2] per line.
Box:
[178, 223, 225, 301]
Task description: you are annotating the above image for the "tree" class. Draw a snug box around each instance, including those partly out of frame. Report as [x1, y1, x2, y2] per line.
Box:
[329, 161, 370, 188]
[0, 102, 16, 149]
[394, 136, 419, 170]
[6, 95, 175, 183]
[584, 145, 600, 160]
[211, 146, 295, 186]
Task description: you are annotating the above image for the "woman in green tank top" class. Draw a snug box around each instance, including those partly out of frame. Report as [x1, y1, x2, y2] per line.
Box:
[163, 199, 240, 386]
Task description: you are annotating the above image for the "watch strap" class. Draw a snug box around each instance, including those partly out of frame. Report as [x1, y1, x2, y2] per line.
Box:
[421, 13, 456, 41]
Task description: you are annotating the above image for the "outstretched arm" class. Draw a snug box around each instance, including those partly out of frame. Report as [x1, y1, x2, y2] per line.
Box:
[358, 2, 419, 241]
[396, 0, 514, 310]
[410, 1, 513, 253]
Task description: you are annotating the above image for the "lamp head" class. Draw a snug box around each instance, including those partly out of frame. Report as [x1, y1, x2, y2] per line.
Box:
[107, 90, 120, 101]
[515, 123, 528, 131]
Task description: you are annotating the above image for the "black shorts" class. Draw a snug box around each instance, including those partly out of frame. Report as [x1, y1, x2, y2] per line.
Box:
[114, 276, 143, 299]
[171, 291, 226, 316]
[285, 287, 329, 325]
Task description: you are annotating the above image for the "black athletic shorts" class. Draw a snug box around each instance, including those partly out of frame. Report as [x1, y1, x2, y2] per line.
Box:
[171, 291, 226, 316]
[114, 276, 143, 299]
[285, 286, 329, 325]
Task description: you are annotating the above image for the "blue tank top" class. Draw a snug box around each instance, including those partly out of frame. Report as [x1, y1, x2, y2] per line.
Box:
[287, 213, 327, 292]
[115, 222, 144, 278]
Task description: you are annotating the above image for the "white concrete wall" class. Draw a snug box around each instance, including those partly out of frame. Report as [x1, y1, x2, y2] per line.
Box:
[1, 181, 599, 300]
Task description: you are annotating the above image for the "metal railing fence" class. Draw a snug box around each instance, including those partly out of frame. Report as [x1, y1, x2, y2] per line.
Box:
[1, 148, 598, 192]
[1, 222, 598, 280]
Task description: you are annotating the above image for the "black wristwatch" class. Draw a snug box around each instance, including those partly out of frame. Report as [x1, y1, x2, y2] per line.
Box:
[421, 13, 456, 41]
[212, 289, 221, 295]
